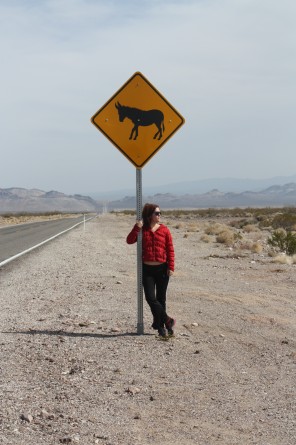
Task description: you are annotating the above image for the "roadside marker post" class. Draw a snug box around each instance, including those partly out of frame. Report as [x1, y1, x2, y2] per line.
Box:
[91, 72, 185, 334]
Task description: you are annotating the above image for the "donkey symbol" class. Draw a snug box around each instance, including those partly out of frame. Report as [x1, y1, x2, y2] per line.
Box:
[115, 102, 165, 141]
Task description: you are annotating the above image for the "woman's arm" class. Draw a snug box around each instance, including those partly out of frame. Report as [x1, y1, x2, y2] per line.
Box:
[166, 228, 175, 272]
[126, 222, 142, 244]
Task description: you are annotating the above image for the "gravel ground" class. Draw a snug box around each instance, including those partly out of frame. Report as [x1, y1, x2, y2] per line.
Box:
[0, 213, 295, 445]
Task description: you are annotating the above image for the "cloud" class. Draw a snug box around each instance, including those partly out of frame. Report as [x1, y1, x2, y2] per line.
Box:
[0, 0, 295, 194]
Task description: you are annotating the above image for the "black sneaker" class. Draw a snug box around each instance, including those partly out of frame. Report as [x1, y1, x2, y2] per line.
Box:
[165, 318, 176, 335]
[158, 327, 167, 338]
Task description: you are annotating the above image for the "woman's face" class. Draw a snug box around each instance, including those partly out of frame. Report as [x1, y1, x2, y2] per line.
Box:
[151, 207, 161, 224]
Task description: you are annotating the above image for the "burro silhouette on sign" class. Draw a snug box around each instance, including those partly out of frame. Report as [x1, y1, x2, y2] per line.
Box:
[115, 102, 165, 141]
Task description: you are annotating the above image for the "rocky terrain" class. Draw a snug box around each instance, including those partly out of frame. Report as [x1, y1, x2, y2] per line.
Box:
[0, 212, 295, 444]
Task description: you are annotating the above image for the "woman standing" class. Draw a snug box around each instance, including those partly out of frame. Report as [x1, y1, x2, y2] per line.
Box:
[126, 203, 176, 338]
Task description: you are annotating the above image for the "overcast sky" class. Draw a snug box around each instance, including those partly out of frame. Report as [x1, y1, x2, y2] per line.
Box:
[1, 0, 295, 195]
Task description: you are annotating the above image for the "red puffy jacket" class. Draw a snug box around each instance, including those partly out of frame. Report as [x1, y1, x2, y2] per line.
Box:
[126, 224, 175, 271]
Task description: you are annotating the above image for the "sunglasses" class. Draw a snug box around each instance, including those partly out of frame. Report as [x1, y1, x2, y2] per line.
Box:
[153, 211, 161, 216]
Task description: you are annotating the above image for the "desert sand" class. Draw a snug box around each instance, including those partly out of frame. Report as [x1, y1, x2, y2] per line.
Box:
[0, 212, 295, 444]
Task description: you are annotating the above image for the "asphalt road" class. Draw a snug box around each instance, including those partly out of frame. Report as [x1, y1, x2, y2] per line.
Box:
[0, 216, 86, 264]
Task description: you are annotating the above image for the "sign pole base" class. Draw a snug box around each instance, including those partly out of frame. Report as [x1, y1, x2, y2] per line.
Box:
[136, 168, 144, 335]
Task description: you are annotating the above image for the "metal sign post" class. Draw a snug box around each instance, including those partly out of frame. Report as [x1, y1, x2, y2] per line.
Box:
[136, 168, 144, 334]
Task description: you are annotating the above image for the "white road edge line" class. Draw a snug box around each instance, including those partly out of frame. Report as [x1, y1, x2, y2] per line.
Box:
[0, 216, 95, 268]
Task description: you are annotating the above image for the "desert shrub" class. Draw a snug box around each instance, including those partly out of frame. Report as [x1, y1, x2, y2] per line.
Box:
[278, 254, 296, 264]
[234, 232, 243, 241]
[234, 240, 263, 254]
[243, 224, 260, 233]
[201, 234, 212, 243]
[268, 229, 286, 251]
[205, 223, 228, 236]
[173, 222, 185, 229]
[238, 238, 253, 248]
[228, 219, 246, 229]
[229, 218, 258, 229]
[251, 242, 263, 253]
[235, 240, 252, 251]
[115, 207, 296, 221]
[268, 230, 296, 255]
[271, 254, 293, 265]
[186, 223, 200, 232]
[1, 211, 67, 218]
[164, 210, 194, 219]
[258, 217, 273, 229]
[216, 230, 235, 246]
[248, 231, 264, 242]
[270, 213, 296, 230]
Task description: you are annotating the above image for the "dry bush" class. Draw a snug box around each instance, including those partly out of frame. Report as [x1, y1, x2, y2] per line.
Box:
[173, 222, 185, 229]
[183, 233, 189, 238]
[271, 254, 293, 265]
[274, 227, 287, 237]
[165, 210, 189, 219]
[186, 223, 200, 232]
[229, 218, 256, 229]
[216, 230, 235, 246]
[270, 213, 296, 230]
[236, 240, 252, 251]
[0, 213, 78, 226]
[243, 224, 260, 233]
[205, 223, 229, 236]
[248, 232, 265, 242]
[228, 219, 242, 228]
[201, 234, 212, 243]
[251, 242, 263, 253]
[234, 239, 263, 253]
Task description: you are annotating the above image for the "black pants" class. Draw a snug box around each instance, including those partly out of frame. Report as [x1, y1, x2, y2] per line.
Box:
[142, 263, 169, 329]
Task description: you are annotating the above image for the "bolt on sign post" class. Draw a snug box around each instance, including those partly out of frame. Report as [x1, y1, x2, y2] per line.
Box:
[91, 72, 185, 334]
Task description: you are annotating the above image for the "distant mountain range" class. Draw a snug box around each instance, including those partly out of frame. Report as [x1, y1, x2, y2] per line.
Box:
[0, 179, 295, 213]
[106, 182, 296, 210]
[0, 188, 99, 214]
[91, 174, 296, 199]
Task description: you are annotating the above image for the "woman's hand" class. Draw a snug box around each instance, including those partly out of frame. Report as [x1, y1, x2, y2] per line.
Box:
[136, 220, 143, 229]
[167, 269, 174, 277]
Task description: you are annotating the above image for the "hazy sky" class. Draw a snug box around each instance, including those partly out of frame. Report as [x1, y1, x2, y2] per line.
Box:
[1, 0, 295, 195]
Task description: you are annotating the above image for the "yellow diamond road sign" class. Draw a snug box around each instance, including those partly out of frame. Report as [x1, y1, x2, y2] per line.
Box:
[91, 72, 185, 168]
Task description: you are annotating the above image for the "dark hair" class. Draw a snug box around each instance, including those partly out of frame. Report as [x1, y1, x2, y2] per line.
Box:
[142, 203, 159, 227]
